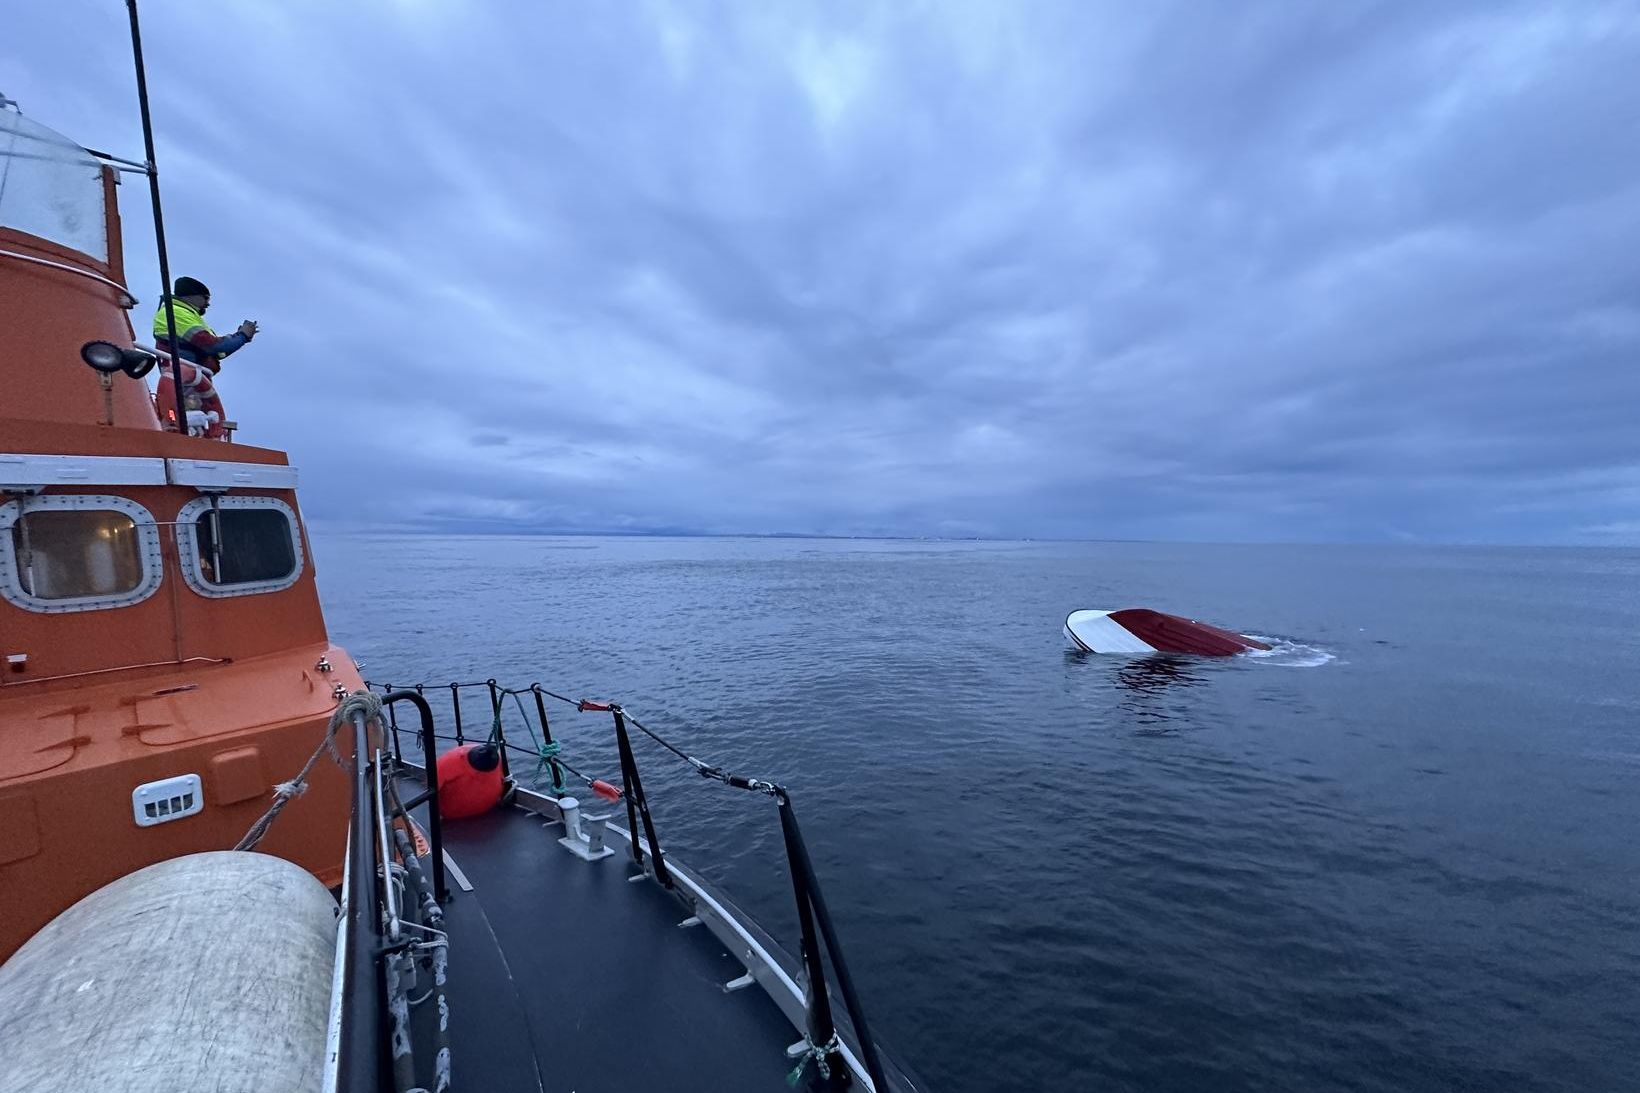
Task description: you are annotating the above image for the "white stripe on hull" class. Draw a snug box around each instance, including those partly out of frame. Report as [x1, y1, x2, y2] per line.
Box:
[1064, 610, 1158, 654]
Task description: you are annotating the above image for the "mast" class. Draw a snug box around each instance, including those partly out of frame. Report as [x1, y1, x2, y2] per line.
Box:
[125, 0, 189, 435]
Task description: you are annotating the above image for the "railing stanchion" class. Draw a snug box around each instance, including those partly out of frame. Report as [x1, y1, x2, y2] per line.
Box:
[778, 788, 889, 1093]
[450, 683, 465, 744]
[338, 707, 388, 1090]
[486, 678, 509, 779]
[611, 706, 672, 889]
[780, 791, 841, 1077]
[531, 684, 565, 793]
[384, 684, 403, 766]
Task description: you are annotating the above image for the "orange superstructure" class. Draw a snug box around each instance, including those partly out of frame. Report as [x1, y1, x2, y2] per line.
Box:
[0, 107, 354, 960]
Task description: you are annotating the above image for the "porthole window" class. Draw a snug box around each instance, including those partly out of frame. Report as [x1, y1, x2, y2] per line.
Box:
[175, 496, 304, 598]
[0, 495, 164, 613]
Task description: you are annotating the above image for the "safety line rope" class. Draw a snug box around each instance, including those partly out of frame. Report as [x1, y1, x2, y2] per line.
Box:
[366, 679, 783, 798]
[233, 689, 368, 851]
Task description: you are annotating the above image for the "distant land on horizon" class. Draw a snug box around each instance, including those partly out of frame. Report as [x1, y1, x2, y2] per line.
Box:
[303, 520, 1633, 550]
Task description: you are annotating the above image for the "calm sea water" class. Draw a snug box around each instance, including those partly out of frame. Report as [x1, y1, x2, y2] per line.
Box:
[314, 535, 1640, 1093]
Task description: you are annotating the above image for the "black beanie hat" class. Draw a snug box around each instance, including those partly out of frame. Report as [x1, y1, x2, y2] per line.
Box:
[173, 276, 210, 299]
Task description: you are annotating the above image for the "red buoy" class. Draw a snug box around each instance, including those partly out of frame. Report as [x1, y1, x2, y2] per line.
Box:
[590, 779, 622, 802]
[435, 743, 504, 819]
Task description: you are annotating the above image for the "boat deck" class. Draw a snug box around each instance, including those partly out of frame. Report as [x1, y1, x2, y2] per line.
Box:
[403, 786, 807, 1092]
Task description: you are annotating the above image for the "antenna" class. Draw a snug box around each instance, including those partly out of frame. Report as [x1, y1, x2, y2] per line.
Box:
[124, 0, 189, 435]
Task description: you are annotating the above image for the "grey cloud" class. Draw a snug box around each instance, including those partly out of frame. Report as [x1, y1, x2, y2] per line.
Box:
[4, 0, 1637, 542]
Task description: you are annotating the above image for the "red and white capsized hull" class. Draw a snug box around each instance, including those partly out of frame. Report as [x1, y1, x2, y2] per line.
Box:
[1064, 609, 1271, 657]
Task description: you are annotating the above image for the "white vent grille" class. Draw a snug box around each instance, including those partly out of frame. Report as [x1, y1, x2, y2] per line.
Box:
[132, 774, 204, 827]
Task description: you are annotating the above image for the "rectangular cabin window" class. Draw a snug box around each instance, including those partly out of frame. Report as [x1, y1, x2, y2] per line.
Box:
[196, 506, 297, 586]
[10, 509, 144, 599]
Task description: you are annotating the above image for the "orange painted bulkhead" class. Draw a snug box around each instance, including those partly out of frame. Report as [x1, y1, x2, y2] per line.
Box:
[0, 123, 360, 961]
[0, 165, 160, 433]
[0, 422, 329, 683]
[0, 455, 361, 959]
[0, 645, 358, 961]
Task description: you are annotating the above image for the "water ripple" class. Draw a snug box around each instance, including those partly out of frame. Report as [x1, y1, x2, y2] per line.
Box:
[319, 536, 1640, 1093]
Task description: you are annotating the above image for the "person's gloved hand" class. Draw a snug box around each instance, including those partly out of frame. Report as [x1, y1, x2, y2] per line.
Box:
[238, 319, 259, 341]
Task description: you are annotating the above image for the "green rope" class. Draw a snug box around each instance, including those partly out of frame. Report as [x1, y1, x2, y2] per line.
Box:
[503, 690, 569, 795]
[786, 1035, 840, 1086]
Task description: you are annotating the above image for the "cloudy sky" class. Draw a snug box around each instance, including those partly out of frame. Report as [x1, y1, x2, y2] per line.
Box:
[6, 1, 1637, 542]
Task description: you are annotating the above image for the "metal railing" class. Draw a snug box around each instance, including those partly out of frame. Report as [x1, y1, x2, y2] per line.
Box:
[368, 677, 892, 1091]
[0, 248, 138, 307]
[334, 707, 388, 1092]
[332, 691, 450, 1093]
[378, 690, 447, 902]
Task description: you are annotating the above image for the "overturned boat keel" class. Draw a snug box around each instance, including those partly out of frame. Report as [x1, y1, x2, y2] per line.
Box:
[1064, 608, 1271, 657]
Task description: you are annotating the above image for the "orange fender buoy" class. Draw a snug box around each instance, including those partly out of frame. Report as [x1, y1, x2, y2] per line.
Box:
[435, 744, 504, 819]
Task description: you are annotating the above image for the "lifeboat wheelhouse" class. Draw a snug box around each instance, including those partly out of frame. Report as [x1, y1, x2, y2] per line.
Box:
[0, 104, 357, 962]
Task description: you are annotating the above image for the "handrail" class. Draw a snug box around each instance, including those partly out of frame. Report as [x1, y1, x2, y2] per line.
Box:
[335, 709, 388, 1092]
[130, 341, 201, 368]
[378, 685, 600, 800]
[366, 676, 893, 1091]
[0, 247, 138, 307]
[379, 688, 447, 903]
[588, 701, 883, 1087]
[610, 705, 672, 889]
[449, 683, 466, 743]
[84, 146, 152, 173]
[777, 788, 889, 1090]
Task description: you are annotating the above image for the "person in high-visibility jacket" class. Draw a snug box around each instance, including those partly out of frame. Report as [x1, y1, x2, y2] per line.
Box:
[151, 276, 259, 438]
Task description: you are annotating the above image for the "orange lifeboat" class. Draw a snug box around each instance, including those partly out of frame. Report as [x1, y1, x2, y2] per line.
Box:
[0, 104, 356, 962]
